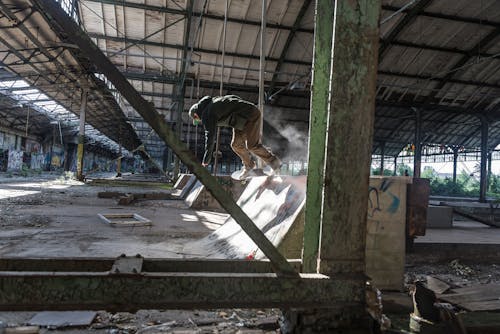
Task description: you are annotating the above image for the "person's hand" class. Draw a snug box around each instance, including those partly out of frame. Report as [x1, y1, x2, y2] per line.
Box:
[202, 162, 208, 167]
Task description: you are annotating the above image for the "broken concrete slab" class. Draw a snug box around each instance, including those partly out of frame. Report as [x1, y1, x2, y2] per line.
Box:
[174, 174, 191, 190]
[4, 326, 39, 334]
[427, 205, 453, 228]
[185, 176, 246, 212]
[28, 311, 96, 328]
[426, 275, 451, 294]
[439, 283, 500, 311]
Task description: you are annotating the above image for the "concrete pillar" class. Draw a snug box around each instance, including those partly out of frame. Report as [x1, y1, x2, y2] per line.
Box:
[380, 141, 385, 175]
[116, 125, 122, 177]
[479, 116, 488, 202]
[116, 147, 122, 177]
[453, 147, 459, 183]
[320, 0, 380, 275]
[413, 108, 422, 178]
[393, 156, 398, 176]
[77, 88, 87, 181]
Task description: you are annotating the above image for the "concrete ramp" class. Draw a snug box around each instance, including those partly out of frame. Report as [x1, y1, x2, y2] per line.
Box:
[171, 174, 197, 200]
[185, 176, 246, 212]
[184, 176, 306, 259]
[173, 174, 191, 190]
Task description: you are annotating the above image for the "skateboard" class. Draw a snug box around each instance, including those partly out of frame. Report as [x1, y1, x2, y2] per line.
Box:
[231, 167, 275, 181]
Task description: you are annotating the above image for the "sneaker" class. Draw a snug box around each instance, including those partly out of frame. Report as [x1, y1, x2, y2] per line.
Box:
[238, 166, 252, 180]
[269, 158, 282, 173]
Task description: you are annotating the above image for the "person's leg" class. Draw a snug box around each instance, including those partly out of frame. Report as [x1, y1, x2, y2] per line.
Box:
[245, 108, 280, 167]
[231, 128, 255, 168]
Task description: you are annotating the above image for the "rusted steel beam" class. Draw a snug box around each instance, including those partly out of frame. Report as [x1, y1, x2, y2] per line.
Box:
[34, 0, 297, 278]
[0, 271, 364, 311]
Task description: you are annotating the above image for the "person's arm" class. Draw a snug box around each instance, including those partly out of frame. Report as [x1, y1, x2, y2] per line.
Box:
[202, 109, 217, 165]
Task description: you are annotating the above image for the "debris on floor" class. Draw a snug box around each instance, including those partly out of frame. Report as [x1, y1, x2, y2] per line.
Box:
[438, 283, 500, 312]
[426, 275, 451, 294]
[97, 192, 175, 205]
[97, 213, 152, 227]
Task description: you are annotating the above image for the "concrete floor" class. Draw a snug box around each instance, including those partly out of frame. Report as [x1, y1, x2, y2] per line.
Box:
[0, 173, 228, 259]
[417, 220, 500, 244]
[2, 172, 499, 258]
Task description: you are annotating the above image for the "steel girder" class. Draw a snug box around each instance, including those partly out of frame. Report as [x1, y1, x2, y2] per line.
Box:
[0, 257, 365, 311]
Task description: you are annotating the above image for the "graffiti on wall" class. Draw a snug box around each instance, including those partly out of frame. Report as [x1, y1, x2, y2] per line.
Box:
[367, 179, 401, 218]
[51, 145, 64, 169]
[30, 153, 45, 169]
[7, 150, 24, 170]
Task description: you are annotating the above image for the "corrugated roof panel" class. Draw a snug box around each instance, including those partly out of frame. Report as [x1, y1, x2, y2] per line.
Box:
[124, 54, 145, 69]
[459, 58, 500, 85]
[124, 7, 146, 39]
[226, 0, 252, 19]
[300, 3, 315, 30]
[380, 8, 405, 39]
[428, 0, 500, 20]
[285, 31, 313, 62]
[143, 46, 168, 71]
[231, 25, 261, 56]
[267, 0, 304, 27]
[277, 63, 310, 84]
[266, 29, 289, 59]
[402, 17, 493, 51]
[79, 1, 104, 31]
[198, 18, 224, 52]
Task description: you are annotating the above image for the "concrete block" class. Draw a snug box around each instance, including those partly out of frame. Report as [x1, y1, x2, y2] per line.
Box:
[366, 177, 409, 291]
[427, 205, 453, 228]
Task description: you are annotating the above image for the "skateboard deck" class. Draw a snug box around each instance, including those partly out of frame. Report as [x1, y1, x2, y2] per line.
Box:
[231, 167, 274, 181]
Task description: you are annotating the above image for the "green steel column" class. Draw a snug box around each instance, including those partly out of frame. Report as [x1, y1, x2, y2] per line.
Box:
[479, 115, 488, 203]
[76, 88, 87, 181]
[302, 0, 334, 273]
[488, 151, 492, 192]
[453, 147, 459, 183]
[380, 141, 385, 175]
[413, 108, 422, 178]
[319, 0, 380, 275]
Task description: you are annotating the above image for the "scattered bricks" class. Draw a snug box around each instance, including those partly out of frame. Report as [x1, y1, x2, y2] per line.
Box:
[143, 193, 173, 200]
[118, 193, 135, 205]
[253, 316, 280, 330]
[5, 326, 40, 334]
[98, 191, 126, 198]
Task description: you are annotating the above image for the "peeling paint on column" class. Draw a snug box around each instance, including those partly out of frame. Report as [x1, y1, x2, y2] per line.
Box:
[320, 0, 381, 278]
[303, 0, 335, 274]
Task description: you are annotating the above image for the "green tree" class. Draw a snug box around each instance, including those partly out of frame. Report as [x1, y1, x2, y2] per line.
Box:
[396, 164, 412, 176]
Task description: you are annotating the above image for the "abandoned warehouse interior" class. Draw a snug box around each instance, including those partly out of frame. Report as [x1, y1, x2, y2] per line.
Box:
[0, 0, 500, 333]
